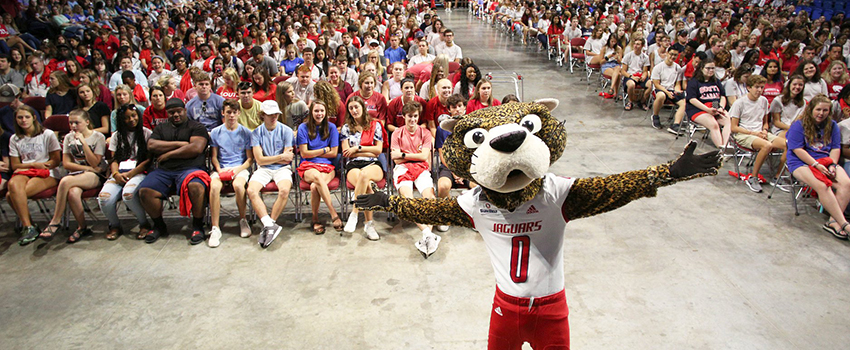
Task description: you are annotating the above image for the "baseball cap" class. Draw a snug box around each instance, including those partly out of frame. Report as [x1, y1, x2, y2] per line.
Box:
[414, 30, 425, 39]
[369, 39, 380, 46]
[260, 100, 282, 115]
[0, 83, 20, 103]
[164, 98, 185, 110]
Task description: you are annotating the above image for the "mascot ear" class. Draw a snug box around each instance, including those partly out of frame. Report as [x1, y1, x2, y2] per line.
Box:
[440, 116, 462, 132]
[534, 98, 559, 112]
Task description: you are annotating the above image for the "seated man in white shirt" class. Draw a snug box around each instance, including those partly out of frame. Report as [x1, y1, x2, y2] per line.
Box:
[434, 30, 463, 63]
[729, 74, 787, 193]
[409, 39, 436, 66]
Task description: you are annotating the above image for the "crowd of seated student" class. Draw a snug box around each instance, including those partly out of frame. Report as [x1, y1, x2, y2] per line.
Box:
[467, 0, 850, 240]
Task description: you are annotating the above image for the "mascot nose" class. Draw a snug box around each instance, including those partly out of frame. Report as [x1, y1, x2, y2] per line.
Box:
[489, 130, 526, 153]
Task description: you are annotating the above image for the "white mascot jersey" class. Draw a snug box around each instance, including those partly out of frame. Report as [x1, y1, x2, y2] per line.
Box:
[457, 174, 575, 298]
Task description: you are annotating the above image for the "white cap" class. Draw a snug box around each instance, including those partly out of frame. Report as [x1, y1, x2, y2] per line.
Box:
[260, 100, 282, 115]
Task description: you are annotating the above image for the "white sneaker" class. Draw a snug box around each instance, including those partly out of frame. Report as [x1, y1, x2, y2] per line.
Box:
[364, 221, 379, 241]
[343, 212, 358, 233]
[436, 225, 449, 232]
[239, 218, 252, 238]
[425, 233, 441, 255]
[208, 226, 222, 248]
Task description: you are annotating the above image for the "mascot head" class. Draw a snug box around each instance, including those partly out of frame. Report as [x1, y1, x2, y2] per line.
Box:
[440, 99, 566, 197]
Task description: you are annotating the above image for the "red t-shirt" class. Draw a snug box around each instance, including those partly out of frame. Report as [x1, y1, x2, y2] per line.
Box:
[253, 84, 277, 102]
[133, 84, 148, 104]
[348, 90, 388, 123]
[466, 98, 502, 114]
[425, 97, 449, 124]
[827, 82, 847, 100]
[143, 106, 168, 130]
[217, 86, 238, 99]
[387, 95, 428, 127]
[757, 50, 778, 66]
[762, 81, 783, 104]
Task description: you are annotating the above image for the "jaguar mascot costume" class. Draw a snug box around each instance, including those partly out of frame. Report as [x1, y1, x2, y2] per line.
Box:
[355, 99, 721, 349]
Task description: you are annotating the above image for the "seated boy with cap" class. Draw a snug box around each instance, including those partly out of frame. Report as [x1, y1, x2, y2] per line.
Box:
[246, 100, 296, 249]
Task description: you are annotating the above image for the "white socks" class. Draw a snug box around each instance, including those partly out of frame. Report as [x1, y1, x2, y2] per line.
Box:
[261, 215, 275, 227]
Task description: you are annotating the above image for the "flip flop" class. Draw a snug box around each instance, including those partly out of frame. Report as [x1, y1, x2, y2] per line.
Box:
[312, 222, 326, 235]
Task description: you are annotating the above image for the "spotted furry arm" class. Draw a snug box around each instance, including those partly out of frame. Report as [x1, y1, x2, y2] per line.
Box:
[387, 196, 475, 228]
[562, 170, 661, 221]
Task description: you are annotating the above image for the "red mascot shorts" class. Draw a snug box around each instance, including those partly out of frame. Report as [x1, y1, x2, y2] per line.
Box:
[488, 287, 570, 350]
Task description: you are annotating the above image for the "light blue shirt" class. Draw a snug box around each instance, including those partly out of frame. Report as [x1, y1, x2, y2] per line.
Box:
[251, 122, 295, 170]
[210, 124, 252, 168]
[186, 94, 225, 132]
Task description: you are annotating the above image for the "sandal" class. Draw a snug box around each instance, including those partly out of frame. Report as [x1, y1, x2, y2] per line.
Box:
[67, 227, 92, 244]
[137, 228, 151, 240]
[640, 102, 649, 111]
[823, 220, 849, 240]
[106, 227, 122, 240]
[331, 216, 343, 231]
[624, 101, 632, 111]
[312, 221, 326, 235]
[39, 223, 61, 241]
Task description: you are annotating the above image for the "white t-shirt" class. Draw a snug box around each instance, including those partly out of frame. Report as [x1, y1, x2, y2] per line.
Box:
[770, 98, 804, 134]
[650, 61, 682, 90]
[10, 129, 62, 178]
[108, 127, 153, 161]
[583, 37, 605, 63]
[803, 79, 829, 102]
[63, 131, 107, 170]
[409, 53, 436, 66]
[621, 51, 649, 75]
[457, 174, 575, 298]
[435, 43, 463, 62]
[729, 95, 769, 132]
[724, 80, 747, 98]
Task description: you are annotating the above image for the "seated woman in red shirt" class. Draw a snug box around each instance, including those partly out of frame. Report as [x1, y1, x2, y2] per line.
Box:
[823, 61, 849, 100]
[252, 67, 276, 102]
[466, 79, 502, 114]
[348, 71, 388, 127]
[759, 59, 783, 105]
[216, 67, 239, 99]
[387, 77, 427, 134]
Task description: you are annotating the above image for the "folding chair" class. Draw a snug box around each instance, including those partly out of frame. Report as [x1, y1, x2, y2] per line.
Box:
[547, 34, 564, 66]
[767, 163, 817, 216]
[43, 114, 71, 141]
[567, 37, 585, 74]
[294, 152, 346, 223]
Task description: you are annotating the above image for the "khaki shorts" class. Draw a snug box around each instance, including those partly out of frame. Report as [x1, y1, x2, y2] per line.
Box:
[249, 166, 293, 186]
[733, 132, 778, 149]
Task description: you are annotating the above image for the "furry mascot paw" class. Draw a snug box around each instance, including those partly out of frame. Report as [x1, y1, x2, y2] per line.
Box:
[669, 141, 722, 180]
[354, 182, 389, 211]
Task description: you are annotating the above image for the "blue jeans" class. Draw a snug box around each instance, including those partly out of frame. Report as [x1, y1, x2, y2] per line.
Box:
[98, 174, 149, 229]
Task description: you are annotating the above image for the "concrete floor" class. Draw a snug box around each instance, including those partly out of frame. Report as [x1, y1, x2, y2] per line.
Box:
[2, 11, 850, 350]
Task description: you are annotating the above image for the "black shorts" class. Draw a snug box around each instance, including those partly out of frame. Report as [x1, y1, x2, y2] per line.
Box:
[438, 165, 470, 188]
[345, 160, 380, 171]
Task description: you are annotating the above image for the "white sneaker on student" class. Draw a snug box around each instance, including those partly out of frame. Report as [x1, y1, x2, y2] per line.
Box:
[343, 212, 358, 233]
[208, 226, 222, 248]
[436, 225, 449, 232]
[239, 218, 252, 238]
[364, 221, 379, 241]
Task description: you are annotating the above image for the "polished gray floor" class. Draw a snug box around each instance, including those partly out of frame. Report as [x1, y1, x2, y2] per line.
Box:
[1, 11, 849, 350]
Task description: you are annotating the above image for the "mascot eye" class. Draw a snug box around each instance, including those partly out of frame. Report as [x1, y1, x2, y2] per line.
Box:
[519, 114, 542, 134]
[463, 128, 489, 149]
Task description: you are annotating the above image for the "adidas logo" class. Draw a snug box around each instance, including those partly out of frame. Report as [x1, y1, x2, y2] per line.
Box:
[526, 205, 538, 214]
[494, 307, 503, 316]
